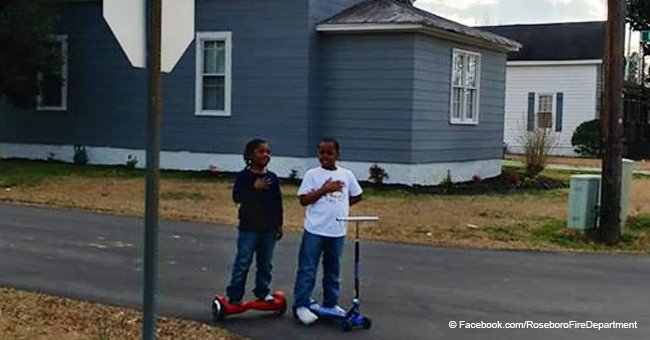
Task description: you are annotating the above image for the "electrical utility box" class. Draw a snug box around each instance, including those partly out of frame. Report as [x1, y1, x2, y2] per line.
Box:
[567, 175, 601, 230]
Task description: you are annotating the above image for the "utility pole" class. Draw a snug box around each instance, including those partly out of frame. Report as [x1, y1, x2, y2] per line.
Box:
[599, 0, 626, 245]
[143, 0, 162, 338]
[626, 24, 632, 81]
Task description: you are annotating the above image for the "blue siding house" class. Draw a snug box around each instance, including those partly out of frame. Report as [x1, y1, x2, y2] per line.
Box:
[0, 0, 520, 185]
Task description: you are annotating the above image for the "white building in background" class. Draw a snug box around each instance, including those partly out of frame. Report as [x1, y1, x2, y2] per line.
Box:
[483, 21, 605, 156]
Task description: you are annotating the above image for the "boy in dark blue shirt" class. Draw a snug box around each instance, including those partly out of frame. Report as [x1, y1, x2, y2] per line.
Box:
[225, 138, 283, 304]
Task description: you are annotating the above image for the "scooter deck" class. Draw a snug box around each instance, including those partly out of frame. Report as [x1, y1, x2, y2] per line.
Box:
[212, 291, 287, 321]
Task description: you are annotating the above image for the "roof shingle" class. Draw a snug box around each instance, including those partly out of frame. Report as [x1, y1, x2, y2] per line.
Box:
[481, 21, 605, 61]
[318, 0, 521, 51]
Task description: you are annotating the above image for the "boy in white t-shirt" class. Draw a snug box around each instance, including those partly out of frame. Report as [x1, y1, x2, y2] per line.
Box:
[293, 138, 363, 325]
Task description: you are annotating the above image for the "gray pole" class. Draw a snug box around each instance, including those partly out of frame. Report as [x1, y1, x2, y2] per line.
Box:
[143, 0, 162, 338]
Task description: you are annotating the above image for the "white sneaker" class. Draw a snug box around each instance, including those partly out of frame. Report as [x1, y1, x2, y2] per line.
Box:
[262, 294, 274, 303]
[296, 306, 318, 325]
[322, 305, 347, 318]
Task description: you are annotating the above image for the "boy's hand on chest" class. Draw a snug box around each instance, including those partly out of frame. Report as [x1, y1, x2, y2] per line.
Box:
[321, 178, 345, 194]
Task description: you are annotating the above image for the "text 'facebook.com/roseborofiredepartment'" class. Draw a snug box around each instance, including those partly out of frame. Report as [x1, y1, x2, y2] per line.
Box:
[448, 320, 638, 331]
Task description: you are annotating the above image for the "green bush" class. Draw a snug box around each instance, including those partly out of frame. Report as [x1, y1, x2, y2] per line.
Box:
[368, 163, 389, 185]
[73, 145, 88, 165]
[125, 155, 138, 170]
[572, 119, 602, 157]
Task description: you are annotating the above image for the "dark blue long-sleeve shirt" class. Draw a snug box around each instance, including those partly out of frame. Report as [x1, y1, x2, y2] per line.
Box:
[232, 169, 283, 232]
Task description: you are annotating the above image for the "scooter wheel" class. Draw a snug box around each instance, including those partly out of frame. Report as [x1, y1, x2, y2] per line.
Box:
[362, 317, 372, 330]
[341, 320, 353, 332]
[212, 298, 226, 322]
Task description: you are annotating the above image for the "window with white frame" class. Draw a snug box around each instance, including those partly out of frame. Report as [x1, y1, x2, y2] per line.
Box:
[195, 32, 232, 116]
[37, 35, 68, 111]
[537, 94, 553, 128]
[451, 49, 481, 124]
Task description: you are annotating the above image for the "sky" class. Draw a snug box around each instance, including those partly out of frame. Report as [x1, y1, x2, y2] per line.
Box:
[415, 0, 641, 51]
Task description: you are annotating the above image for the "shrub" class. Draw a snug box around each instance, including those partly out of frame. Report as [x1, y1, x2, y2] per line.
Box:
[73, 145, 88, 165]
[504, 171, 520, 186]
[440, 170, 454, 193]
[368, 163, 389, 185]
[46, 152, 56, 162]
[288, 169, 299, 183]
[572, 119, 602, 157]
[125, 155, 138, 170]
[520, 128, 558, 178]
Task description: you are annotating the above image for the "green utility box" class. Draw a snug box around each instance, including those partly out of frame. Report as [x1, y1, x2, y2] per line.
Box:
[567, 175, 601, 230]
[566, 159, 634, 231]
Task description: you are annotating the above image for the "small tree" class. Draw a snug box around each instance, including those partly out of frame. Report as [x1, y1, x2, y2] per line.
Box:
[519, 128, 558, 177]
[627, 0, 650, 31]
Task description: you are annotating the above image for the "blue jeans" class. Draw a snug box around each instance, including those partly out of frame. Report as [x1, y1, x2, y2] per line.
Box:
[226, 229, 276, 303]
[293, 230, 345, 308]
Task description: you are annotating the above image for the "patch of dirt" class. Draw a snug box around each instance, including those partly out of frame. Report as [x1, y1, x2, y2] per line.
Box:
[507, 154, 650, 171]
[365, 173, 567, 195]
[0, 287, 242, 340]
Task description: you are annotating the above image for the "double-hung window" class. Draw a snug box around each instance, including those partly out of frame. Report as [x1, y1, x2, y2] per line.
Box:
[195, 32, 232, 116]
[537, 94, 554, 128]
[37, 35, 68, 111]
[451, 49, 481, 125]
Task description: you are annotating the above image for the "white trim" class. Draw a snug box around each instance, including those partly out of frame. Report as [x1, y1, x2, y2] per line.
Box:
[508, 60, 603, 67]
[316, 23, 424, 33]
[195, 31, 232, 117]
[37, 35, 68, 112]
[450, 49, 481, 125]
[0, 143, 502, 186]
[316, 23, 520, 53]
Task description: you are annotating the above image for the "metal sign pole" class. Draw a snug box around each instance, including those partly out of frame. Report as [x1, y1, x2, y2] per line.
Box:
[143, 0, 162, 338]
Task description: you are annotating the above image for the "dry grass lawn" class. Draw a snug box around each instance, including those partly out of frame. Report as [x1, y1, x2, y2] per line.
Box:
[507, 154, 650, 171]
[2, 161, 650, 252]
[0, 287, 242, 340]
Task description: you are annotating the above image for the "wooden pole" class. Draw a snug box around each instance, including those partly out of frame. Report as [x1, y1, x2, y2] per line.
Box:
[599, 0, 626, 245]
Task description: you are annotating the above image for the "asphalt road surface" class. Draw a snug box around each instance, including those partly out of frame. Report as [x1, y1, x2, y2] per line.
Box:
[0, 203, 648, 339]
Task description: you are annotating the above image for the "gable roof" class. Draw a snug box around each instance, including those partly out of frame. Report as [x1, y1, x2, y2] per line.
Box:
[317, 0, 521, 52]
[481, 21, 605, 61]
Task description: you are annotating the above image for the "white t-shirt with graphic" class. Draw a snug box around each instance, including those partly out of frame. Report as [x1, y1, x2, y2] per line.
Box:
[297, 166, 363, 237]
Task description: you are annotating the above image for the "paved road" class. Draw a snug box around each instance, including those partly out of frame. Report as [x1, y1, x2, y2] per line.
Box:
[0, 203, 648, 339]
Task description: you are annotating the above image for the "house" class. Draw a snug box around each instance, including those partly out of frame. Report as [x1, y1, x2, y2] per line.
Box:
[0, 0, 519, 185]
[482, 22, 605, 156]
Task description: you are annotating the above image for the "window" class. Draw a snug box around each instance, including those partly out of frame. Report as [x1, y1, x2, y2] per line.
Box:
[37, 35, 67, 111]
[537, 94, 553, 128]
[195, 32, 232, 116]
[451, 49, 481, 125]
